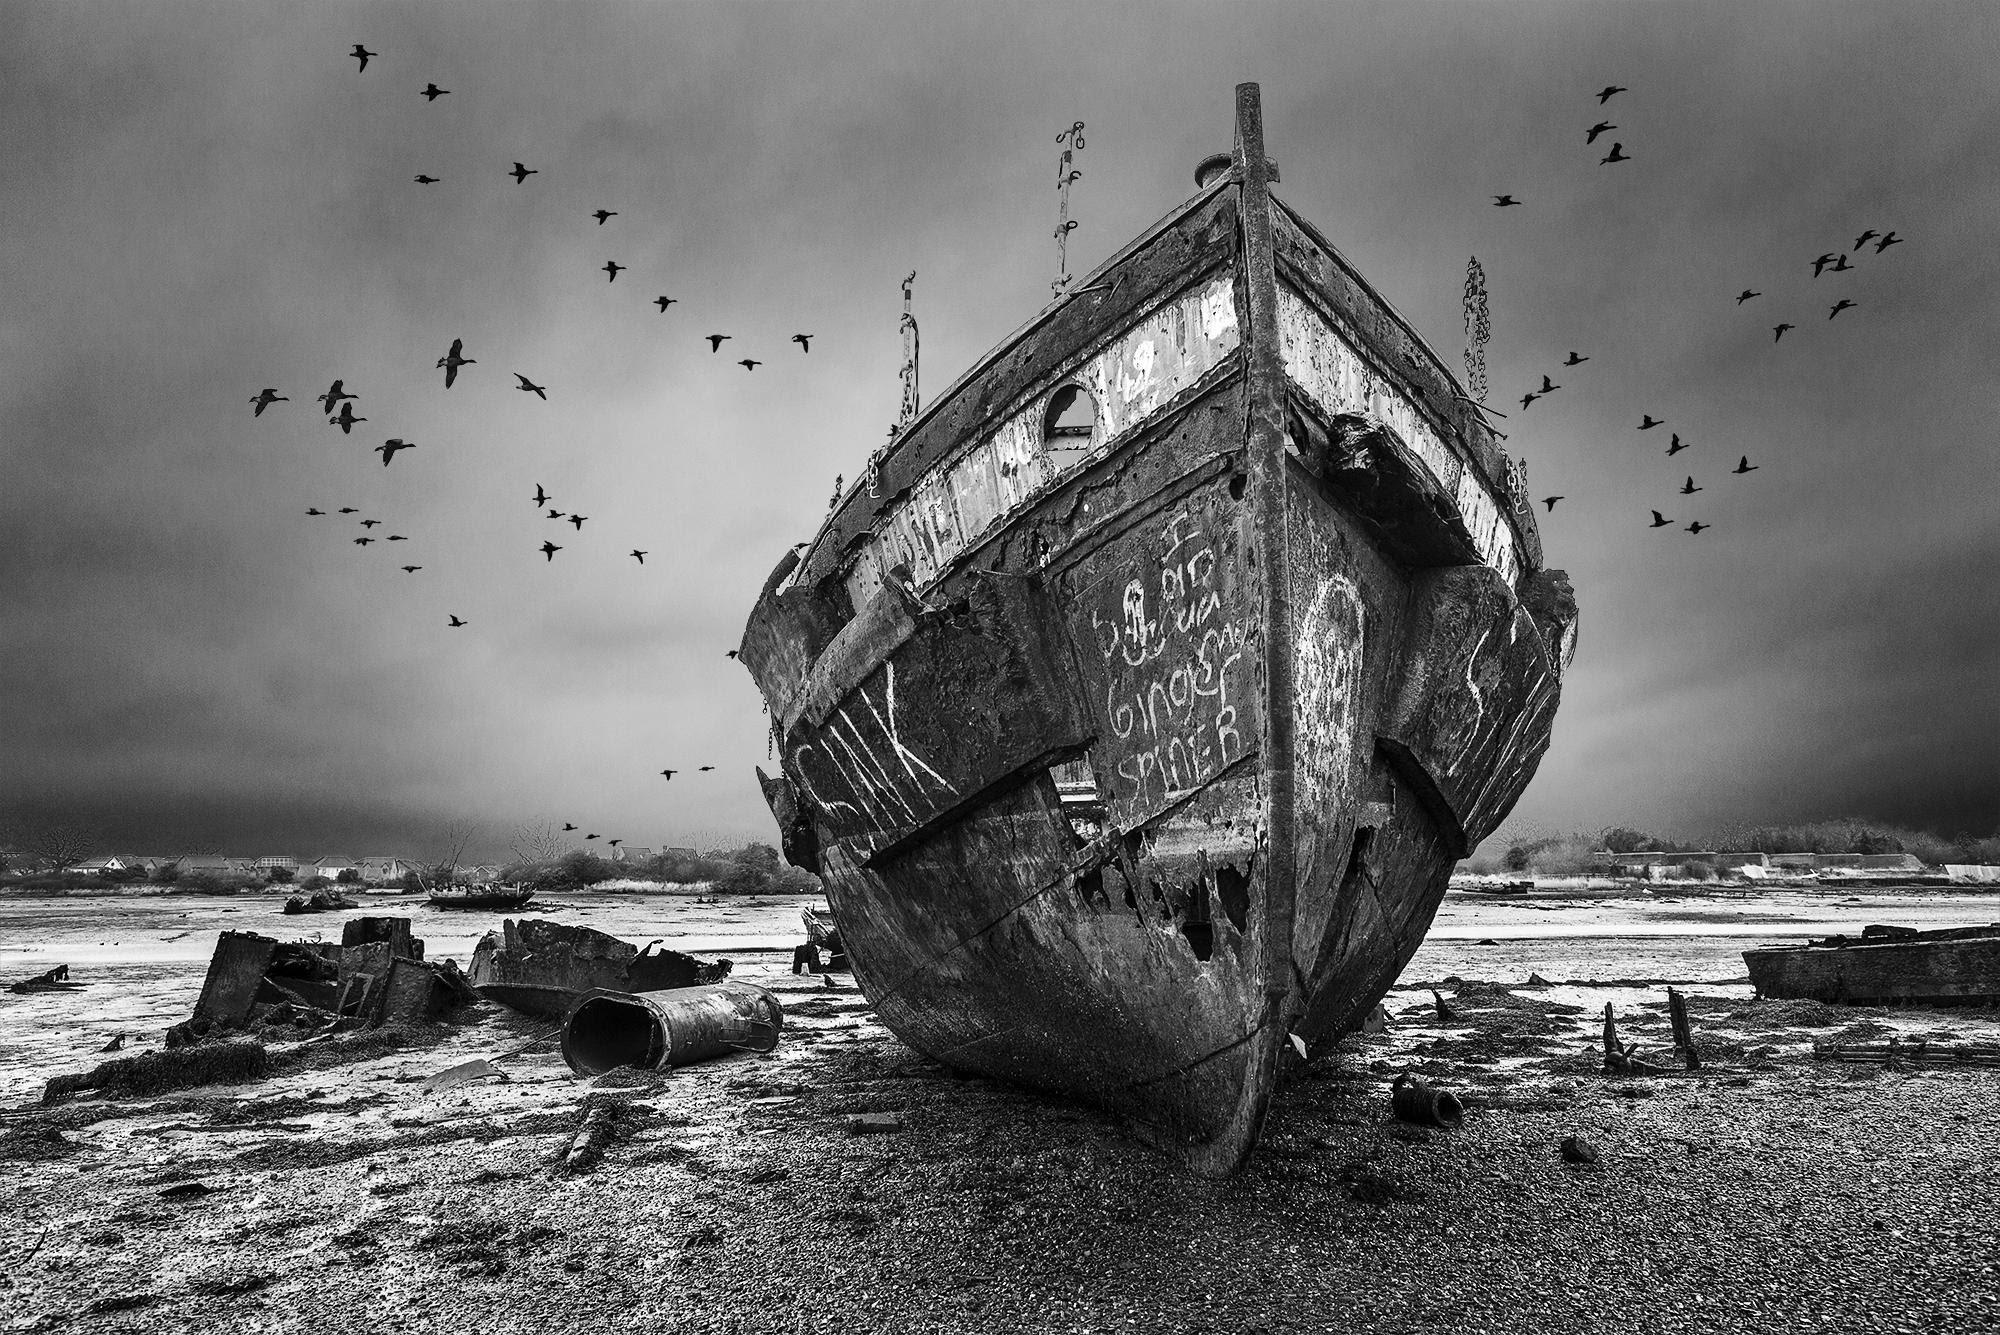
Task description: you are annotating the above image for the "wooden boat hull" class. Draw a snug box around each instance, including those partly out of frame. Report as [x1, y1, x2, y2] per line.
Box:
[429, 886, 536, 911]
[1745, 924, 2000, 1005]
[468, 918, 732, 1017]
[738, 86, 1574, 1172]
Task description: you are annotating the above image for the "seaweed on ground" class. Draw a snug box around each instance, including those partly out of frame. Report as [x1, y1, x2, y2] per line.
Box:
[41, 1040, 269, 1104]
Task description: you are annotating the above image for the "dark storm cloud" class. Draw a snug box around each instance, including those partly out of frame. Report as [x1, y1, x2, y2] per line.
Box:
[5, 1, 1998, 858]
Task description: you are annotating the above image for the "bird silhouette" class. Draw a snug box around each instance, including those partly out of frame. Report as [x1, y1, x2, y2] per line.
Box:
[413, 174, 440, 184]
[318, 380, 355, 413]
[509, 162, 537, 183]
[332, 403, 366, 433]
[738, 358, 762, 371]
[421, 83, 448, 101]
[541, 541, 562, 561]
[608, 839, 623, 848]
[792, 334, 814, 352]
[698, 765, 715, 772]
[1600, 142, 1629, 165]
[386, 534, 407, 542]
[725, 649, 739, 660]
[350, 45, 375, 72]
[585, 833, 599, 840]
[1649, 511, 1673, 528]
[360, 519, 381, 528]
[591, 209, 617, 225]
[1586, 122, 1616, 143]
[707, 334, 731, 352]
[448, 615, 466, 627]
[567, 514, 587, 531]
[1520, 391, 1540, 411]
[1687, 522, 1709, 535]
[1829, 299, 1856, 319]
[338, 507, 358, 514]
[1830, 254, 1853, 273]
[659, 770, 677, 779]
[630, 550, 647, 563]
[353, 537, 374, 546]
[1492, 195, 1522, 207]
[1563, 351, 1589, 366]
[1733, 456, 1758, 474]
[251, 388, 287, 416]
[1666, 433, 1690, 456]
[1853, 229, 1879, 251]
[1680, 477, 1702, 495]
[437, 338, 474, 388]
[545, 509, 564, 520]
[1773, 323, 1794, 342]
[514, 373, 547, 399]
[1811, 253, 1841, 278]
[306, 507, 325, 516]
[1638, 415, 1664, 429]
[1541, 496, 1564, 512]
[533, 484, 550, 507]
[602, 260, 625, 282]
[376, 439, 413, 466]
[655, 296, 678, 312]
[1875, 231, 1903, 253]
[1596, 85, 1627, 103]
[1736, 290, 1761, 304]
[401, 565, 421, 572]
[562, 823, 577, 831]
[1538, 375, 1558, 394]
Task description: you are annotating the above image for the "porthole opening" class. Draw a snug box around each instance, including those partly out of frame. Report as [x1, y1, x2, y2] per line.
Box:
[1042, 383, 1099, 467]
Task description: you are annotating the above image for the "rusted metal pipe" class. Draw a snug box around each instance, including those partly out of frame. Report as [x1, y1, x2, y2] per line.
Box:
[1390, 1072, 1463, 1129]
[559, 982, 783, 1076]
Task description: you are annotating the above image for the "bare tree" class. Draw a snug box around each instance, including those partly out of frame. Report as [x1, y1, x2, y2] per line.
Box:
[411, 820, 481, 889]
[0, 818, 99, 872]
[508, 820, 570, 865]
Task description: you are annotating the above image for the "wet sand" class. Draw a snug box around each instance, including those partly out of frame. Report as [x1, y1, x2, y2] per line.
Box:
[3, 885, 1997, 1332]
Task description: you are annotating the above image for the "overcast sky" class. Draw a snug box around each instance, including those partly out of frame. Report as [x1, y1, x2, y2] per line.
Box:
[5, 1, 1996, 861]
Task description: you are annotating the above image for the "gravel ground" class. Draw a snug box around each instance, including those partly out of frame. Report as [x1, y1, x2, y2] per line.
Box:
[4, 958, 1996, 1335]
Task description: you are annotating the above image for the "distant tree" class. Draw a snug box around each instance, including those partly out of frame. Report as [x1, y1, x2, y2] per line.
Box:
[509, 820, 571, 865]
[300, 874, 333, 891]
[1600, 827, 1666, 855]
[152, 861, 180, 884]
[0, 819, 98, 873]
[1851, 830, 1904, 855]
[411, 820, 480, 890]
[335, 868, 362, 884]
[1502, 845, 1532, 872]
[266, 865, 295, 884]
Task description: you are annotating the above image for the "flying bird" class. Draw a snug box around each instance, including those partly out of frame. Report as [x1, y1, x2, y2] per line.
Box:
[438, 338, 474, 387]
[1875, 231, 1903, 253]
[533, 484, 549, 507]
[1596, 85, 1627, 103]
[1680, 477, 1702, 495]
[1586, 122, 1616, 143]
[338, 507, 358, 514]
[792, 334, 814, 352]
[1852, 229, 1878, 251]
[448, 615, 466, 627]
[1687, 522, 1710, 535]
[350, 45, 375, 72]
[1773, 323, 1794, 342]
[1829, 299, 1856, 319]
[353, 537, 374, 546]
[698, 765, 715, 772]
[414, 174, 440, 184]
[318, 380, 355, 413]
[1492, 195, 1522, 207]
[401, 565, 421, 572]
[1563, 351, 1588, 366]
[591, 209, 617, 225]
[250, 388, 287, 416]
[608, 839, 623, 848]
[1638, 415, 1664, 429]
[514, 373, 547, 399]
[567, 514, 587, 530]
[707, 334, 731, 351]
[602, 260, 625, 282]
[509, 162, 537, 183]
[1811, 253, 1841, 278]
[359, 519, 381, 528]
[1599, 142, 1629, 165]
[1830, 254, 1853, 273]
[421, 83, 448, 101]
[659, 770, 677, 780]
[1537, 375, 1558, 394]
[1519, 391, 1540, 411]
[1648, 511, 1672, 528]
[544, 509, 564, 520]
[562, 823, 577, 832]
[654, 296, 678, 312]
[306, 508, 325, 516]
[738, 358, 761, 371]
[630, 550, 647, 563]
[1736, 290, 1761, 304]
[725, 649, 739, 660]
[385, 534, 407, 541]
[331, 402, 366, 433]
[1666, 433, 1690, 456]
[1541, 496, 1564, 512]
[540, 541, 562, 561]
[585, 833, 599, 840]
[1733, 456, 1758, 474]
[376, 438, 413, 466]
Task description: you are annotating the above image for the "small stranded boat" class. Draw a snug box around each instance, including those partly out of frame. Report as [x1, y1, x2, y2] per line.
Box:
[469, 918, 733, 1018]
[1744, 923, 2000, 1006]
[428, 882, 535, 911]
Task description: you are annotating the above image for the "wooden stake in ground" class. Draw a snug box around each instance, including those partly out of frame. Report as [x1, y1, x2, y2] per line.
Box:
[1667, 987, 1701, 1070]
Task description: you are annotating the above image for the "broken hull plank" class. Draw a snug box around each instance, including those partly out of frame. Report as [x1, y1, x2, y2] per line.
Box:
[1745, 932, 2000, 1005]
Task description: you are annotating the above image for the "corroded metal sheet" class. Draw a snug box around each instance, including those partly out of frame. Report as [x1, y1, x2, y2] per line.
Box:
[1063, 482, 1261, 831]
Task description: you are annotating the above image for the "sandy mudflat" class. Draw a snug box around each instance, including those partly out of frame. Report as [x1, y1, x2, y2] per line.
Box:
[2, 885, 1997, 1333]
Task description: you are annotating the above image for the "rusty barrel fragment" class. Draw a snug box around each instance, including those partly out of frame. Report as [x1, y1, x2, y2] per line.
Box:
[560, 982, 783, 1076]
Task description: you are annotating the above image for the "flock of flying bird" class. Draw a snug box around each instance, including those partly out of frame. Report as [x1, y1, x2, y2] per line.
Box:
[1492, 85, 1908, 536]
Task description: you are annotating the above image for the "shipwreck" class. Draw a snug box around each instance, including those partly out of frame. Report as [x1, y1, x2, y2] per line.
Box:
[736, 85, 1576, 1172]
[1746, 923, 2000, 1007]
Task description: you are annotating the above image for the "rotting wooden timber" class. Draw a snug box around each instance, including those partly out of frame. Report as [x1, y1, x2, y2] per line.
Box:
[737, 84, 1577, 1174]
[1745, 923, 2000, 1006]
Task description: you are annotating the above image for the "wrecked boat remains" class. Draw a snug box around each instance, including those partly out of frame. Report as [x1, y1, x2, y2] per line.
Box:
[738, 85, 1576, 1172]
[429, 881, 536, 910]
[469, 918, 733, 1019]
[1746, 923, 2000, 1007]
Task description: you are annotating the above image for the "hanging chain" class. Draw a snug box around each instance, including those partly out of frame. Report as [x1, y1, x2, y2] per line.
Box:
[1054, 121, 1085, 295]
[1463, 256, 1490, 404]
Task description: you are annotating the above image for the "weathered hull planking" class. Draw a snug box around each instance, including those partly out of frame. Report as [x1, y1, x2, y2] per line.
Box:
[738, 86, 1577, 1173]
[1745, 925, 2000, 1006]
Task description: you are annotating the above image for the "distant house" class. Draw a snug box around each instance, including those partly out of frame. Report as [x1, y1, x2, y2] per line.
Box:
[176, 854, 244, 876]
[64, 855, 135, 875]
[309, 856, 358, 880]
[611, 845, 654, 863]
[463, 864, 501, 880]
[359, 855, 409, 883]
[663, 847, 699, 862]
[255, 855, 300, 873]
